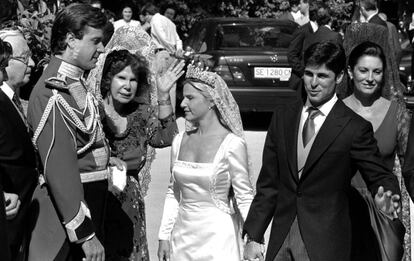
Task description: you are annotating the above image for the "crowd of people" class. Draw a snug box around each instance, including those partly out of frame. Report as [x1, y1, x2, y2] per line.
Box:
[0, 1, 414, 261]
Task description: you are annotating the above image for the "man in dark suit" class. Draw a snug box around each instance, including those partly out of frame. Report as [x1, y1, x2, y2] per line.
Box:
[288, 0, 319, 77]
[360, 0, 387, 27]
[0, 29, 38, 259]
[303, 4, 342, 52]
[0, 37, 12, 261]
[243, 42, 400, 261]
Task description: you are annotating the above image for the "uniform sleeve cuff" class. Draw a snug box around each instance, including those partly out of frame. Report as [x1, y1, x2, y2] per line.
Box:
[64, 201, 95, 243]
[159, 113, 175, 128]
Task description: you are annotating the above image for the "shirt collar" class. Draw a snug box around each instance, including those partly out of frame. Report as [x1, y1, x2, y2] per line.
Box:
[305, 94, 338, 116]
[310, 21, 318, 32]
[366, 11, 378, 22]
[0, 82, 14, 100]
[57, 60, 85, 80]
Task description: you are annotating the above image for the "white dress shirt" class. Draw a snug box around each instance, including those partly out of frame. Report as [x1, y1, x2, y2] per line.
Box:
[310, 20, 318, 33]
[150, 13, 182, 54]
[366, 11, 379, 22]
[299, 94, 338, 144]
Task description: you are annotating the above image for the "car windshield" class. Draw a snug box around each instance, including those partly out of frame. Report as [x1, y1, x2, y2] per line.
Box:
[216, 23, 294, 49]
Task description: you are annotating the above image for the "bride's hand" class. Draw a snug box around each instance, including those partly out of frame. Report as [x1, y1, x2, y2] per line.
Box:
[156, 59, 185, 97]
[158, 240, 170, 261]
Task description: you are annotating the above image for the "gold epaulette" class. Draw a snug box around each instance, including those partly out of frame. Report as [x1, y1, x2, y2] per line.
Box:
[45, 77, 68, 91]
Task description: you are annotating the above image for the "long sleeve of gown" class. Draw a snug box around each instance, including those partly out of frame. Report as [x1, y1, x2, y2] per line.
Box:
[147, 105, 178, 148]
[227, 136, 254, 220]
[158, 175, 180, 240]
[158, 134, 181, 240]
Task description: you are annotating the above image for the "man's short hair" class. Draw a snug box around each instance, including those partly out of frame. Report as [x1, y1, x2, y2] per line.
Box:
[360, 0, 378, 12]
[304, 42, 346, 76]
[91, 0, 102, 5]
[0, 29, 23, 42]
[0, 29, 25, 56]
[289, 0, 300, 7]
[51, 3, 107, 55]
[141, 3, 159, 16]
[316, 3, 331, 26]
[309, 0, 319, 22]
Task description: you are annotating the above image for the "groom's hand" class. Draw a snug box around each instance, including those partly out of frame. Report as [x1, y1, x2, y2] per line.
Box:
[244, 241, 264, 261]
[374, 186, 400, 219]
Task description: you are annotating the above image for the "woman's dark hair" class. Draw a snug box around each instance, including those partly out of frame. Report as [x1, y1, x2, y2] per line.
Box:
[51, 3, 107, 55]
[0, 38, 12, 81]
[304, 42, 346, 76]
[348, 41, 386, 71]
[101, 49, 149, 100]
[0, 38, 12, 68]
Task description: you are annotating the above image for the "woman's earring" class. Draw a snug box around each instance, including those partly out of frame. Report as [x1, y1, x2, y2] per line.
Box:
[208, 105, 213, 110]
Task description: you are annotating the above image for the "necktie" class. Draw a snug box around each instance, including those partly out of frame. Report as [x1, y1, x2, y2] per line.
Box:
[12, 93, 28, 127]
[302, 107, 321, 147]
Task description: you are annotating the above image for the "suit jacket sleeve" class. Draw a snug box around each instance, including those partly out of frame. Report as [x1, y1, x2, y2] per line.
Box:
[0, 182, 10, 261]
[28, 91, 95, 243]
[351, 120, 400, 196]
[288, 26, 305, 77]
[402, 112, 414, 201]
[243, 111, 280, 242]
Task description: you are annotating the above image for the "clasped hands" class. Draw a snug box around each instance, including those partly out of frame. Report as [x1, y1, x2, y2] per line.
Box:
[243, 240, 265, 261]
[374, 186, 400, 219]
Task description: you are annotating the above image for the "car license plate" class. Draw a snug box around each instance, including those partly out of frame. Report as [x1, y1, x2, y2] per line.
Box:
[254, 67, 292, 81]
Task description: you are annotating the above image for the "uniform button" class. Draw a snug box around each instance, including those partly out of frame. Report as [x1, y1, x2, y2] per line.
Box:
[297, 191, 302, 197]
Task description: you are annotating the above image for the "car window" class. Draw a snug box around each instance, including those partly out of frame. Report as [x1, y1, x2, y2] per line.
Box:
[186, 23, 208, 53]
[216, 23, 294, 49]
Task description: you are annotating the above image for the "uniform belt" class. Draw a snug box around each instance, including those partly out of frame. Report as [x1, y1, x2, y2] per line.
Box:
[80, 168, 109, 183]
[38, 168, 109, 186]
[155, 48, 167, 54]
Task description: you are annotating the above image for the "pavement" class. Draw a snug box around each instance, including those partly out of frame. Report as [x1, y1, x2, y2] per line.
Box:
[145, 117, 268, 260]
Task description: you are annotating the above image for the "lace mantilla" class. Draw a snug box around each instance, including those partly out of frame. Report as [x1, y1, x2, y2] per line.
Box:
[87, 25, 158, 106]
[185, 63, 244, 138]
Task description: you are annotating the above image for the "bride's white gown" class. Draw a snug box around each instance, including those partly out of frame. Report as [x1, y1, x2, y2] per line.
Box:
[159, 132, 254, 261]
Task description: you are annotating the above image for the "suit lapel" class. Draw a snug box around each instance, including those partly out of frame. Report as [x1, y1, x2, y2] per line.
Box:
[284, 101, 302, 183]
[0, 89, 28, 135]
[300, 100, 351, 180]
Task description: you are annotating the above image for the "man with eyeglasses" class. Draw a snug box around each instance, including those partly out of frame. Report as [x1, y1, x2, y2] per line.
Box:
[0, 38, 13, 261]
[0, 29, 38, 260]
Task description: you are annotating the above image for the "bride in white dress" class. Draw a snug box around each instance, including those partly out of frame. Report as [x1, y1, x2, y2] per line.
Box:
[157, 63, 254, 261]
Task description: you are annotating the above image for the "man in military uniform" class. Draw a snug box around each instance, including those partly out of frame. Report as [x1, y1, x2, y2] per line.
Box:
[27, 4, 122, 260]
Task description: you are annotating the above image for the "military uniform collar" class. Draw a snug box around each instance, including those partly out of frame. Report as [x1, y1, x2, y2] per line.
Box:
[57, 60, 85, 80]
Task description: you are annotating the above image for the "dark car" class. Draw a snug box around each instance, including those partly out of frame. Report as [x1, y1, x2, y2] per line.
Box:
[183, 18, 301, 112]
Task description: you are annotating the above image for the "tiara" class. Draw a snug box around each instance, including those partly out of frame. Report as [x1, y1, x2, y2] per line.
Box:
[185, 62, 217, 87]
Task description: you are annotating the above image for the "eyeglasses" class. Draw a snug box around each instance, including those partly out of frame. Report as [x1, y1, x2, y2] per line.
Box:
[10, 55, 30, 65]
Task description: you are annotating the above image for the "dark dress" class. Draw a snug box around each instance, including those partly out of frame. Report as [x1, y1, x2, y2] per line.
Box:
[346, 100, 411, 261]
[103, 101, 178, 261]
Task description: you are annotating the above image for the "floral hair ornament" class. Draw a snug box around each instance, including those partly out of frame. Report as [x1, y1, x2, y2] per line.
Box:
[184, 60, 244, 138]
